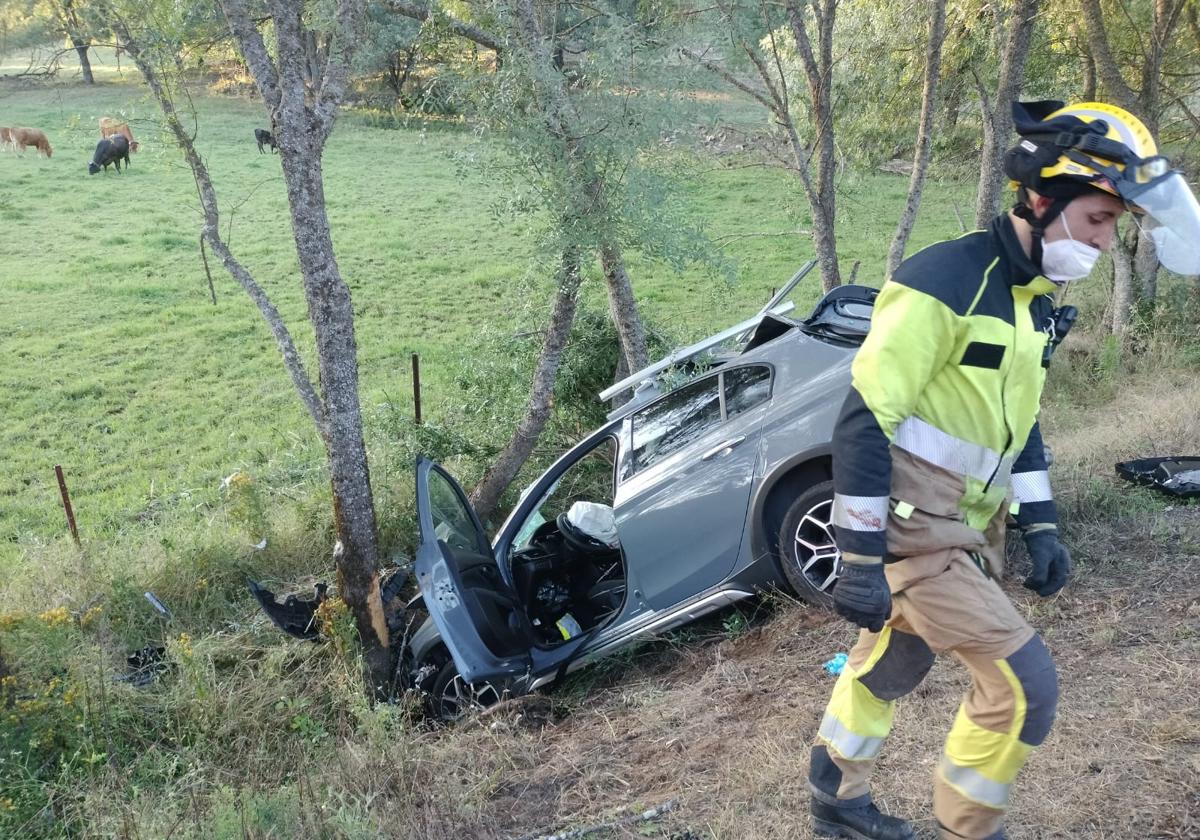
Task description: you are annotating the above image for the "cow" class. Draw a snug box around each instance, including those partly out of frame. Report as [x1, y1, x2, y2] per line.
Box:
[0, 127, 14, 151]
[12, 127, 52, 157]
[254, 127, 277, 153]
[89, 134, 130, 174]
[99, 117, 140, 152]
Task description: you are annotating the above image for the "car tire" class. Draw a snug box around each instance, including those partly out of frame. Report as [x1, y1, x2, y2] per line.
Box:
[776, 479, 841, 608]
[425, 655, 505, 723]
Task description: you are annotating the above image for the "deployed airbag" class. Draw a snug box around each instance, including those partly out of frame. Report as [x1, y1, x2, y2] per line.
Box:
[566, 501, 620, 548]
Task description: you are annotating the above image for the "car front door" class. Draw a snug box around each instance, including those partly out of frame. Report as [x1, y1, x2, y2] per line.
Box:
[414, 458, 535, 685]
[614, 365, 773, 610]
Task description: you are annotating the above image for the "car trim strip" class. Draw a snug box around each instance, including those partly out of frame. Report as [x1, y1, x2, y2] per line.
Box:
[894, 416, 1013, 486]
[832, 494, 889, 532]
[818, 712, 885, 760]
[1011, 470, 1052, 504]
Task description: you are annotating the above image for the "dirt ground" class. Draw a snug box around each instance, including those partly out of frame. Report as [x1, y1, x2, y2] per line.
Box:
[376, 509, 1200, 840]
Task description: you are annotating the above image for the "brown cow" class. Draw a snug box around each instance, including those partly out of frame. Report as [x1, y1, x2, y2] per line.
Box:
[99, 117, 140, 152]
[12, 127, 52, 158]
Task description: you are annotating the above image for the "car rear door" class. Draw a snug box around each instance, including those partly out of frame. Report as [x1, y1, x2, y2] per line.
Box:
[414, 458, 533, 684]
[614, 365, 773, 609]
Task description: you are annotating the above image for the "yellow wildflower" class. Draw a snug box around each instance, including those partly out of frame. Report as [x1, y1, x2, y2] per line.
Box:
[0, 612, 25, 630]
[0, 796, 15, 812]
[38, 606, 71, 626]
[176, 632, 194, 658]
[81, 605, 104, 627]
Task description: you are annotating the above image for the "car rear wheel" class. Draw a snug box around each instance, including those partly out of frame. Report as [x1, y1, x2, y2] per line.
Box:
[777, 480, 841, 608]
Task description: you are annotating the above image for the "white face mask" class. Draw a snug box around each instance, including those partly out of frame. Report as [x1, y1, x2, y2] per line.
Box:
[1041, 213, 1101, 284]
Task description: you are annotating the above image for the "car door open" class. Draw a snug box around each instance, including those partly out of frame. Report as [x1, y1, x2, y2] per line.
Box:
[414, 458, 535, 685]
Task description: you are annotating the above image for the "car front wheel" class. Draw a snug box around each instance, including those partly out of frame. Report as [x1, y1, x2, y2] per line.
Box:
[777, 479, 841, 608]
[426, 657, 505, 722]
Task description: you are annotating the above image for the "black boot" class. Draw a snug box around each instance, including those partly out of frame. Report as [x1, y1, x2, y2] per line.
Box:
[811, 798, 915, 840]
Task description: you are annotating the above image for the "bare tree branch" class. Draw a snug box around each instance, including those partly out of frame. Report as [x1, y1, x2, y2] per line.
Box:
[108, 13, 327, 437]
[386, 0, 505, 53]
[680, 46, 777, 113]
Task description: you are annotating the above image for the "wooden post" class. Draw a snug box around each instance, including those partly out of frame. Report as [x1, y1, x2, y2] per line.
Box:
[54, 465, 81, 546]
[411, 353, 422, 425]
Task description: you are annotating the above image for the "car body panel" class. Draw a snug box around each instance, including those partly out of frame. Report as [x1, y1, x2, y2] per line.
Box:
[412, 283, 877, 697]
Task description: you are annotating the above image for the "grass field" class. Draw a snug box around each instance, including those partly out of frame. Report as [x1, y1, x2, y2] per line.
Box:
[0, 52, 975, 566]
[3, 49, 1198, 840]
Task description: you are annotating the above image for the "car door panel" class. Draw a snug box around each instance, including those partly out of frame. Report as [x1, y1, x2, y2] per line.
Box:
[614, 366, 772, 610]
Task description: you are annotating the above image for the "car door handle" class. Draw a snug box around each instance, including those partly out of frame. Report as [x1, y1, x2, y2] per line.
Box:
[700, 436, 746, 461]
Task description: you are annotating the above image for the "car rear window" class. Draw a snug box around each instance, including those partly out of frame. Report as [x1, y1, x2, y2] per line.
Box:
[724, 365, 772, 418]
[630, 377, 722, 474]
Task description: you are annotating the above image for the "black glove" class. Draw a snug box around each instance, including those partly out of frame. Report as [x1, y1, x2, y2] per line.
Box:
[833, 560, 892, 632]
[1023, 529, 1072, 596]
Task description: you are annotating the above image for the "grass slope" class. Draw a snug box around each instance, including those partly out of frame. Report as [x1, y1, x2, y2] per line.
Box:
[1, 57, 974, 566]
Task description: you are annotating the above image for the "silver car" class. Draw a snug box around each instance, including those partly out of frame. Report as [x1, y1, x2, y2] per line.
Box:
[409, 275, 877, 718]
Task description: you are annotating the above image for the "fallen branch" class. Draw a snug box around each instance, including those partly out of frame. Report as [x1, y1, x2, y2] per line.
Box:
[512, 799, 680, 840]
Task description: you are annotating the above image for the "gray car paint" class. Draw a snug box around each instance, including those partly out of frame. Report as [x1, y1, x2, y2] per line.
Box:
[412, 290, 871, 691]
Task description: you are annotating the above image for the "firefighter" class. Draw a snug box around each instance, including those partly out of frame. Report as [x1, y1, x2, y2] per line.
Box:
[807, 101, 1200, 840]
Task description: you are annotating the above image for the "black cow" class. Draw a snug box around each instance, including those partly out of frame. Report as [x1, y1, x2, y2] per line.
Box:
[89, 134, 130, 175]
[254, 128, 277, 153]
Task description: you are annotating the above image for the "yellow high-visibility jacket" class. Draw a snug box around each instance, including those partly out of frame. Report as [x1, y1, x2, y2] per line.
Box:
[831, 215, 1060, 565]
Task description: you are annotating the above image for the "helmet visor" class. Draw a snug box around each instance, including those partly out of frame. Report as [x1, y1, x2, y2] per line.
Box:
[1125, 171, 1200, 274]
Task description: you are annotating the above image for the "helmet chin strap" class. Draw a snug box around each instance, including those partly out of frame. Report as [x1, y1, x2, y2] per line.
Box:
[1013, 186, 1073, 271]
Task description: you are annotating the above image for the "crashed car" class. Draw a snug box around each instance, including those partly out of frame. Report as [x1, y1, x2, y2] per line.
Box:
[409, 269, 876, 718]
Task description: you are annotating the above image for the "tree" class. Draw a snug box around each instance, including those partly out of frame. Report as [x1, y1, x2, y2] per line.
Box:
[974, 0, 1042, 227]
[387, 0, 711, 521]
[1079, 0, 1190, 333]
[886, 0, 947, 274]
[46, 0, 97, 83]
[685, 0, 843, 292]
[107, 0, 395, 695]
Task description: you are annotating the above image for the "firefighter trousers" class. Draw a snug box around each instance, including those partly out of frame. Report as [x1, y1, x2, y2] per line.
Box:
[808, 549, 1059, 840]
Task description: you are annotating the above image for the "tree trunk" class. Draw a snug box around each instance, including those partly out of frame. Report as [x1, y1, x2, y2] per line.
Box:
[887, 0, 947, 275]
[72, 38, 94, 84]
[1111, 230, 1136, 336]
[599, 245, 649, 373]
[470, 252, 582, 522]
[975, 0, 1041, 227]
[785, 0, 842, 291]
[1134, 228, 1159, 302]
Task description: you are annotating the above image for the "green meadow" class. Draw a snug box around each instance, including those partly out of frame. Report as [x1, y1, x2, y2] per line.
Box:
[0, 54, 975, 569]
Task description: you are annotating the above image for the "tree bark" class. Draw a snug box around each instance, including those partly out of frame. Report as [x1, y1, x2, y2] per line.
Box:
[72, 38, 94, 84]
[210, 0, 392, 693]
[975, 0, 1041, 227]
[1111, 229, 1136, 336]
[785, 0, 842, 292]
[887, 0, 947, 275]
[470, 251, 582, 522]
[1134, 228, 1159, 301]
[600, 245, 649, 373]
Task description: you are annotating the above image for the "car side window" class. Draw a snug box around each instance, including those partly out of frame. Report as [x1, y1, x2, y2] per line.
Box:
[724, 365, 772, 418]
[629, 377, 722, 475]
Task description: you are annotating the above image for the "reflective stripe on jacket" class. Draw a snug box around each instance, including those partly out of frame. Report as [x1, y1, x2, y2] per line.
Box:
[832, 214, 1060, 561]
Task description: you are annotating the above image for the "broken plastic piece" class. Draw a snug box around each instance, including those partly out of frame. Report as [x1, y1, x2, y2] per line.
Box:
[247, 579, 328, 641]
[117, 645, 168, 687]
[1115, 457, 1200, 499]
[823, 652, 848, 676]
[144, 591, 172, 619]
